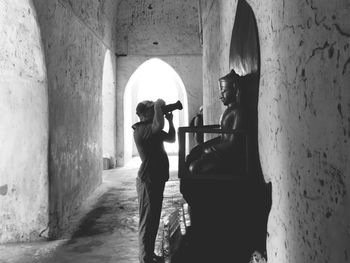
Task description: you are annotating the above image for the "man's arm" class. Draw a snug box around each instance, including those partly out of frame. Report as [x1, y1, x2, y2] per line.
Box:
[151, 99, 165, 134]
[163, 113, 175, 142]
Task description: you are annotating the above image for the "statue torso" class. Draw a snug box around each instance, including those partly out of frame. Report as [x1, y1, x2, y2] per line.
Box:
[220, 105, 244, 141]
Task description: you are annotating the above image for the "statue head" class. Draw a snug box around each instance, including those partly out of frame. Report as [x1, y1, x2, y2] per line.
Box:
[218, 69, 241, 106]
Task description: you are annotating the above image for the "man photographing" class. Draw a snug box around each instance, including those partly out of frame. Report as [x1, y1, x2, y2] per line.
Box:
[132, 99, 175, 263]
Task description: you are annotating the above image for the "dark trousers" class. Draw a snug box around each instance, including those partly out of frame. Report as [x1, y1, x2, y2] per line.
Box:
[137, 178, 165, 263]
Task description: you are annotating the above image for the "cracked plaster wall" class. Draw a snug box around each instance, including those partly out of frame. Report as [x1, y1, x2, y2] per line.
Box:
[254, 0, 350, 262]
[115, 0, 201, 56]
[32, 0, 118, 238]
[203, 0, 350, 262]
[0, 0, 49, 243]
[202, 0, 237, 126]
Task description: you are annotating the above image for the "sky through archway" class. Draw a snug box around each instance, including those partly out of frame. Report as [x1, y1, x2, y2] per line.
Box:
[124, 58, 188, 158]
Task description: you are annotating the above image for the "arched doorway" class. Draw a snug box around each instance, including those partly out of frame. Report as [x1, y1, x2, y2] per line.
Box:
[102, 50, 117, 168]
[124, 58, 189, 163]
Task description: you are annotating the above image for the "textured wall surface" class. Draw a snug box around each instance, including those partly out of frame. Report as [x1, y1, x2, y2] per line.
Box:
[58, 0, 118, 47]
[253, 0, 350, 262]
[203, 0, 350, 262]
[0, 0, 49, 242]
[202, 0, 237, 126]
[116, 55, 202, 165]
[33, 0, 118, 238]
[115, 0, 201, 56]
[114, 0, 203, 165]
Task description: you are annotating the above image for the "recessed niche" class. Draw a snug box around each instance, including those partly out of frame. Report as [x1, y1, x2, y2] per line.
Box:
[229, 0, 271, 257]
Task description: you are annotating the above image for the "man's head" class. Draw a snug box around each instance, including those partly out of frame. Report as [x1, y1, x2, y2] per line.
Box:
[218, 69, 241, 106]
[136, 100, 155, 121]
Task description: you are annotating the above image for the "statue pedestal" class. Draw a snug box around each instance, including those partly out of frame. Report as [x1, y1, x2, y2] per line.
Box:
[176, 126, 271, 262]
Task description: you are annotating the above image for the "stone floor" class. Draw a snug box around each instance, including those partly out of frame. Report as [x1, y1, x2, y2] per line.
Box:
[0, 156, 184, 263]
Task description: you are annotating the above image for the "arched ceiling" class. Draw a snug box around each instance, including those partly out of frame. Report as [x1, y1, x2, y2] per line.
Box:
[41, 0, 202, 56]
[115, 0, 202, 56]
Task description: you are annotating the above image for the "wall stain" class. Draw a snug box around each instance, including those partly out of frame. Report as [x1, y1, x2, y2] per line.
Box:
[337, 103, 343, 119]
[323, 161, 347, 198]
[333, 23, 350, 38]
[342, 57, 350, 75]
[0, 184, 8, 196]
[306, 41, 336, 64]
[314, 13, 326, 26]
[328, 46, 334, 58]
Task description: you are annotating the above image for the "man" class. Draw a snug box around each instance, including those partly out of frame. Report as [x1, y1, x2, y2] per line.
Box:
[132, 99, 175, 263]
[185, 69, 246, 175]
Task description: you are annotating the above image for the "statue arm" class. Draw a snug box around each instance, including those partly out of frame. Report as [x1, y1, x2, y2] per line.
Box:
[186, 136, 220, 165]
[200, 136, 221, 150]
[193, 115, 203, 143]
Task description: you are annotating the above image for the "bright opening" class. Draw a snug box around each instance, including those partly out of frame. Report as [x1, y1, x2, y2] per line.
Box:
[124, 58, 188, 161]
[102, 50, 116, 166]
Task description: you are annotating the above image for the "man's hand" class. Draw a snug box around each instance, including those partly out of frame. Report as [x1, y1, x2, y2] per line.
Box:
[154, 99, 166, 108]
[165, 112, 173, 122]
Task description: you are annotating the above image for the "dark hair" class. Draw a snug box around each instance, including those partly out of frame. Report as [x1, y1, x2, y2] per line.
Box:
[136, 100, 154, 116]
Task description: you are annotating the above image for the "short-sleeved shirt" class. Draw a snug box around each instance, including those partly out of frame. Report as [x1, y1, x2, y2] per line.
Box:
[132, 121, 169, 183]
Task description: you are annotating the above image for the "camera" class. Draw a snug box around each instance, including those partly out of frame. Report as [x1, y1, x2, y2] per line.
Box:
[161, 100, 183, 114]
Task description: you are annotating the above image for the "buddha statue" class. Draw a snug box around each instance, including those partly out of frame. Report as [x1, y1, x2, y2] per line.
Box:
[186, 69, 246, 175]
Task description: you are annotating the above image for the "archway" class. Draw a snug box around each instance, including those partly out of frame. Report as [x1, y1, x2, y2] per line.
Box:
[102, 50, 117, 168]
[124, 58, 189, 163]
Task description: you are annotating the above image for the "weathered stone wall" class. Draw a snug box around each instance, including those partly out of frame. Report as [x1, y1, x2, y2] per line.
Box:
[33, 0, 118, 238]
[202, 0, 350, 262]
[202, 0, 237, 125]
[114, 0, 202, 165]
[254, 0, 350, 262]
[115, 0, 202, 56]
[0, 0, 49, 242]
[116, 55, 202, 165]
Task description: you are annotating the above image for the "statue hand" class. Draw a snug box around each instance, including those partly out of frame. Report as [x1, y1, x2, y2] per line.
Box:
[204, 146, 213, 154]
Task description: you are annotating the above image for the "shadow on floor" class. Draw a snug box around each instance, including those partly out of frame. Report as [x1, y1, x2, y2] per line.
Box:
[70, 188, 138, 239]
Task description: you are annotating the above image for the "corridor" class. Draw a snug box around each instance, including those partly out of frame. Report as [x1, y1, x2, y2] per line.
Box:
[0, 157, 183, 263]
[1, 1, 349, 262]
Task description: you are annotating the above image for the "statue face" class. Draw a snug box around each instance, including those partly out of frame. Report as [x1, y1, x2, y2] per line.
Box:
[220, 82, 236, 106]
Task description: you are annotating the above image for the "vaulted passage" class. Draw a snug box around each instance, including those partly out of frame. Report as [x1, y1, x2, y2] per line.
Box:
[1, 0, 349, 263]
[123, 58, 189, 159]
